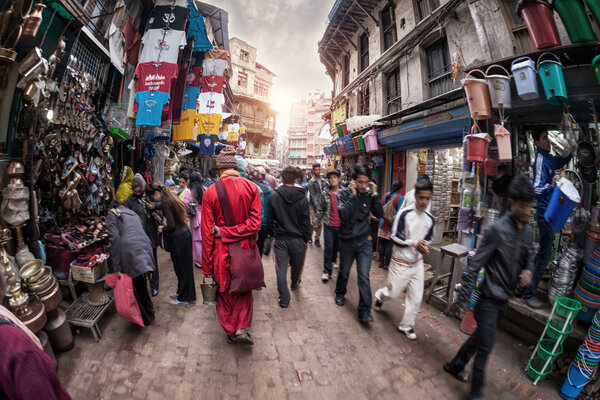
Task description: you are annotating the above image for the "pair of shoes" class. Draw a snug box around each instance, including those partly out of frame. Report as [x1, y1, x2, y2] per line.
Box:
[315, 239, 321, 248]
[359, 313, 374, 323]
[321, 273, 330, 282]
[278, 297, 289, 308]
[522, 297, 543, 309]
[335, 296, 344, 306]
[291, 280, 301, 290]
[151, 289, 159, 297]
[443, 362, 470, 382]
[374, 298, 383, 311]
[398, 326, 417, 340]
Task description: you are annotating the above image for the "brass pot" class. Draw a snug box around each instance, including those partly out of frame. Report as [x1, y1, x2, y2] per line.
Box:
[26, 267, 54, 293]
[8, 283, 32, 318]
[38, 282, 61, 312]
[22, 3, 44, 38]
[0, 25, 21, 64]
[18, 47, 43, 74]
[19, 259, 43, 281]
[21, 295, 46, 333]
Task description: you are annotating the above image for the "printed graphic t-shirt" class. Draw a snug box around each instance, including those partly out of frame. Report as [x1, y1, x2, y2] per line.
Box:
[197, 134, 217, 155]
[135, 62, 178, 93]
[172, 109, 196, 141]
[139, 29, 187, 64]
[201, 58, 228, 76]
[182, 86, 200, 110]
[147, 6, 190, 30]
[186, 66, 203, 87]
[135, 91, 170, 126]
[197, 113, 222, 136]
[200, 75, 226, 93]
[197, 92, 224, 114]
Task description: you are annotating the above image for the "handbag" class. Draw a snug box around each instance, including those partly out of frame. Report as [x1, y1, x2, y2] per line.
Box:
[383, 194, 399, 225]
[215, 180, 265, 294]
[188, 200, 197, 216]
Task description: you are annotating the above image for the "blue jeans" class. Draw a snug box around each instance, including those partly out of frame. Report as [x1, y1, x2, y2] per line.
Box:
[448, 297, 507, 399]
[335, 239, 373, 316]
[523, 215, 554, 299]
[323, 225, 340, 275]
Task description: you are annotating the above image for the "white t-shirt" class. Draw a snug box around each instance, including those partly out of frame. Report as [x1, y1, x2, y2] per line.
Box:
[139, 28, 187, 64]
[201, 58, 228, 76]
[197, 92, 224, 114]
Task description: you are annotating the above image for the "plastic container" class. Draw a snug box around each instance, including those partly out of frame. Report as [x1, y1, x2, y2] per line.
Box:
[544, 178, 581, 230]
[584, 230, 600, 265]
[561, 363, 593, 399]
[537, 53, 568, 105]
[517, 0, 562, 49]
[578, 305, 599, 322]
[547, 317, 574, 341]
[466, 125, 490, 163]
[527, 357, 552, 381]
[494, 124, 512, 162]
[553, 0, 597, 43]
[556, 296, 583, 318]
[462, 69, 492, 120]
[485, 65, 512, 109]
[537, 338, 564, 362]
[364, 129, 379, 152]
[511, 57, 540, 101]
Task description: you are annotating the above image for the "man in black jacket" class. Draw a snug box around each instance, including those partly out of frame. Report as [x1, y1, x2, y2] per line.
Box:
[444, 175, 535, 400]
[308, 163, 325, 247]
[268, 166, 311, 308]
[334, 164, 384, 323]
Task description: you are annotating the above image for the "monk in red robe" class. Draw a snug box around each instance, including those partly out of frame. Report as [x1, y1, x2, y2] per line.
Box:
[201, 147, 262, 344]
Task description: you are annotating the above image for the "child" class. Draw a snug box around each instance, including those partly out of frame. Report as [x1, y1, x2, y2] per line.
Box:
[374, 176, 434, 340]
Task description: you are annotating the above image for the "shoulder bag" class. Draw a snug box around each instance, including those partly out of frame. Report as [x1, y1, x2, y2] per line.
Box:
[383, 194, 398, 225]
[215, 180, 265, 294]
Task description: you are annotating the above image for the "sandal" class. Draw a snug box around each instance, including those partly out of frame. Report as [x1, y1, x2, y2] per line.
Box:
[169, 298, 189, 306]
[443, 363, 469, 382]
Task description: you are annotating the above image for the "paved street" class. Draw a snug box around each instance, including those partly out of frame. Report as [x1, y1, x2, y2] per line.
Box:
[57, 243, 559, 399]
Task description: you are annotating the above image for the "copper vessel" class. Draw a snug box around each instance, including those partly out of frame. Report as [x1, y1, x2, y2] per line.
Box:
[38, 283, 61, 312]
[0, 25, 21, 64]
[22, 3, 44, 38]
[21, 294, 46, 333]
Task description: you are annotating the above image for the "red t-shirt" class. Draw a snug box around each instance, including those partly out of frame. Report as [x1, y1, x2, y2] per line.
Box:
[329, 192, 341, 227]
[135, 62, 178, 93]
[200, 75, 226, 93]
[186, 66, 203, 87]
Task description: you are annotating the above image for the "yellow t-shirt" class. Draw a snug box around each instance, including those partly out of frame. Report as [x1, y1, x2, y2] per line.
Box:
[172, 109, 196, 141]
[197, 113, 222, 136]
[227, 130, 240, 142]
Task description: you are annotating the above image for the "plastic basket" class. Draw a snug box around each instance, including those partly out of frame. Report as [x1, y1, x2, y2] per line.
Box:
[537, 339, 564, 362]
[556, 297, 583, 318]
[527, 358, 552, 381]
[547, 318, 574, 341]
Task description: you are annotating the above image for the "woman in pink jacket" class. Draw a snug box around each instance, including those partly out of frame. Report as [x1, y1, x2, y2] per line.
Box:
[185, 172, 203, 268]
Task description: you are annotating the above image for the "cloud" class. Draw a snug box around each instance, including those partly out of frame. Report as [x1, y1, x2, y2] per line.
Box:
[208, 0, 334, 137]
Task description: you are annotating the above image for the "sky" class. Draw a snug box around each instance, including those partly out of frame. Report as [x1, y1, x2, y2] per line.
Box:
[213, 0, 335, 141]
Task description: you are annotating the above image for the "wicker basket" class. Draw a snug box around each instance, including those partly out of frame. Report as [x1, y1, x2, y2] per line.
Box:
[71, 261, 106, 284]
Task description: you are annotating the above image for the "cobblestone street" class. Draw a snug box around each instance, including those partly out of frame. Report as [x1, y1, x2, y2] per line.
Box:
[57, 244, 559, 399]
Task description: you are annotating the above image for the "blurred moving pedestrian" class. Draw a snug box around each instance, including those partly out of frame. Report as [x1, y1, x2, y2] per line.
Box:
[248, 167, 273, 257]
[314, 169, 342, 282]
[377, 180, 404, 270]
[203, 168, 218, 189]
[308, 163, 325, 247]
[187, 172, 204, 269]
[400, 174, 432, 213]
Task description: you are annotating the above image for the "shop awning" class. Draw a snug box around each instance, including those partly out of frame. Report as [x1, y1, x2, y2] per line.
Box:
[378, 107, 470, 151]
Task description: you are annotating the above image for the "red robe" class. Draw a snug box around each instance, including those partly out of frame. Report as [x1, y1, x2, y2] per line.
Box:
[201, 171, 262, 334]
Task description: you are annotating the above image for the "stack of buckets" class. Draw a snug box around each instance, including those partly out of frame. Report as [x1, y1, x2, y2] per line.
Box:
[561, 310, 600, 399]
[575, 249, 600, 322]
[528, 297, 582, 384]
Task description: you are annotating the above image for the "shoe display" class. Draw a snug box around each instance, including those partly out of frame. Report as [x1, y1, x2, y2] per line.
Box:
[398, 326, 417, 340]
[321, 273, 329, 282]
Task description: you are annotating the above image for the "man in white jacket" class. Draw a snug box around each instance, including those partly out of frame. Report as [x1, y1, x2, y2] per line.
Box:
[374, 176, 434, 340]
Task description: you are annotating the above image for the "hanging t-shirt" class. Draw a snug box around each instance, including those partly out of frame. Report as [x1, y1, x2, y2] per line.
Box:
[200, 75, 226, 94]
[227, 130, 240, 142]
[134, 62, 178, 93]
[218, 128, 228, 141]
[197, 113, 222, 136]
[201, 58, 228, 76]
[172, 109, 196, 141]
[186, 0, 213, 51]
[197, 134, 217, 155]
[139, 29, 187, 64]
[186, 66, 203, 87]
[197, 92, 224, 114]
[147, 6, 190, 30]
[229, 123, 240, 132]
[135, 91, 170, 126]
[182, 86, 200, 110]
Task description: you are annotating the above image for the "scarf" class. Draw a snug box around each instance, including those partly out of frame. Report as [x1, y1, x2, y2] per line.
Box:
[219, 170, 241, 179]
[0, 305, 43, 349]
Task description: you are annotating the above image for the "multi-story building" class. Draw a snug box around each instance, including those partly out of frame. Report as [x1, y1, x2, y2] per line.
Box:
[287, 91, 332, 168]
[229, 37, 278, 160]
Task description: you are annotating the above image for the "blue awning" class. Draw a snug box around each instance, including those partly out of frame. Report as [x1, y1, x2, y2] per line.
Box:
[378, 107, 470, 151]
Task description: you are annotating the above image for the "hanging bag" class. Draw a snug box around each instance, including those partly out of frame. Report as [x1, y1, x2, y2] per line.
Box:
[215, 180, 265, 294]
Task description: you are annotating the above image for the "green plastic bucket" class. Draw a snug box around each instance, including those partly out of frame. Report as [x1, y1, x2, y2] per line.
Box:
[554, 0, 598, 43]
[527, 358, 553, 381]
[537, 53, 568, 105]
[580, 279, 600, 297]
[587, 0, 600, 30]
[547, 317, 574, 341]
[537, 339, 564, 362]
[555, 297, 583, 318]
[593, 55, 600, 86]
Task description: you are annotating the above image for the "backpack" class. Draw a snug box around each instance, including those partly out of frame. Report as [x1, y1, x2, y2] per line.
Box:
[383, 194, 400, 225]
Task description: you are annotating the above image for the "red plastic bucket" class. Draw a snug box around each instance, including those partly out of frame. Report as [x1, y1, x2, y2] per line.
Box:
[466, 125, 490, 163]
[517, 0, 562, 49]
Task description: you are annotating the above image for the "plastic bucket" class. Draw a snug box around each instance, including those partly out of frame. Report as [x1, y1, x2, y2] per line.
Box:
[554, 0, 597, 43]
[537, 53, 568, 105]
[580, 278, 600, 296]
[556, 297, 583, 318]
[575, 283, 600, 307]
[527, 357, 552, 381]
[543, 186, 577, 231]
[517, 0, 562, 49]
[462, 69, 492, 120]
[561, 363, 591, 400]
[364, 129, 379, 152]
[537, 339, 564, 361]
[466, 125, 490, 163]
[584, 230, 600, 265]
[547, 317, 574, 341]
[494, 125, 512, 162]
[485, 65, 512, 109]
[581, 305, 600, 322]
[586, 0, 600, 30]
[511, 57, 540, 101]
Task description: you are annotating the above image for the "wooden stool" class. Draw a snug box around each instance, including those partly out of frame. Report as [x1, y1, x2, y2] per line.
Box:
[426, 243, 469, 315]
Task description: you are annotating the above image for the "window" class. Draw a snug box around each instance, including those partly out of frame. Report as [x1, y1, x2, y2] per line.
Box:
[417, 0, 440, 21]
[342, 55, 350, 88]
[359, 83, 369, 115]
[237, 72, 248, 88]
[381, 5, 397, 51]
[240, 49, 249, 62]
[359, 33, 369, 72]
[425, 39, 452, 98]
[386, 68, 401, 114]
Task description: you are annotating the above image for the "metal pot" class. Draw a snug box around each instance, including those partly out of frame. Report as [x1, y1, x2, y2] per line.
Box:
[579, 162, 598, 184]
[44, 308, 73, 352]
[18, 47, 43, 74]
[22, 3, 45, 38]
[0, 25, 21, 64]
[578, 140, 597, 167]
[19, 259, 44, 282]
[21, 295, 46, 334]
[38, 281, 60, 312]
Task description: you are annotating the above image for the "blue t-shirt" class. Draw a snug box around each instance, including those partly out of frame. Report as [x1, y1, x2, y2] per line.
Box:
[182, 86, 200, 111]
[197, 133, 217, 155]
[187, 0, 213, 51]
[135, 91, 169, 126]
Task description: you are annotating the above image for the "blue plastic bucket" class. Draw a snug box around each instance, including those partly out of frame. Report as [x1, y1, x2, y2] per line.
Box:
[544, 186, 578, 231]
[561, 363, 593, 399]
[579, 305, 600, 322]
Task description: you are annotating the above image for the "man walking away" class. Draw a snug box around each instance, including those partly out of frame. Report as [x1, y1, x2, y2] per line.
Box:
[248, 167, 273, 257]
[522, 128, 570, 309]
[444, 174, 535, 400]
[202, 147, 262, 344]
[335, 164, 384, 323]
[374, 177, 434, 340]
[268, 166, 311, 308]
[203, 168, 218, 189]
[315, 169, 343, 282]
[308, 163, 325, 247]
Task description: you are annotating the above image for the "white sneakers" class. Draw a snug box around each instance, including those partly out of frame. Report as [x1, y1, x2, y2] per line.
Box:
[321, 273, 329, 282]
[398, 326, 417, 340]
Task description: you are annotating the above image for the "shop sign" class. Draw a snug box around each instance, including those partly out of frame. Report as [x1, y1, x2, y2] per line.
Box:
[424, 112, 453, 126]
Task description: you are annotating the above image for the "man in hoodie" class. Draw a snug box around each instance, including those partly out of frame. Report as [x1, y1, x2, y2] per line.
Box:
[268, 166, 311, 308]
[247, 166, 273, 256]
[335, 164, 384, 323]
[308, 163, 325, 247]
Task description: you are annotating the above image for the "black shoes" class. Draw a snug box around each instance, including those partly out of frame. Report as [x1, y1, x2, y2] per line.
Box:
[374, 299, 383, 311]
[151, 288, 158, 297]
[278, 297, 289, 308]
[315, 239, 321, 247]
[291, 280, 301, 290]
[359, 313, 374, 323]
[335, 296, 344, 306]
[227, 331, 254, 345]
